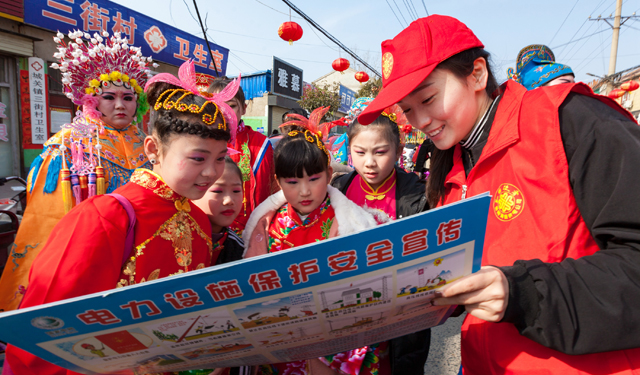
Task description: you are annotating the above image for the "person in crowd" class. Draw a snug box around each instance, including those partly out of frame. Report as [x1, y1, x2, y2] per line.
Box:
[331, 99, 429, 374]
[207, 79, 276, 235]
[507, 44, 575, 89]
[0, 30, 153, 311]
[3, 61, 238, 375]
[191, 156, 251, 375]
[243, 106, 390, 375]
[358, 15, 640, 375]
[193, 156, 246, 266]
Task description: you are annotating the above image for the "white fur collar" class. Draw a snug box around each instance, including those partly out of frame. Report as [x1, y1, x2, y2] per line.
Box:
[242, 185, 388, 252]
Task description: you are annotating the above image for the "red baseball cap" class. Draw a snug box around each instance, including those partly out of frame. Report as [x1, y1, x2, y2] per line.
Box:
[358, 15, 484, 125]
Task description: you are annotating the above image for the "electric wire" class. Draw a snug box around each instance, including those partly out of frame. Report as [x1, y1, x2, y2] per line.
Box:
[403, 0, 416, 20]
[191, 0, 219, 76]
[408, 0, 421, 20]
[548, 0, 580, 46]
[392, 0, 409, 26]
[281, 0, 382, 77]
[385, 0, 406, 28]
[421, 0, 429, 16]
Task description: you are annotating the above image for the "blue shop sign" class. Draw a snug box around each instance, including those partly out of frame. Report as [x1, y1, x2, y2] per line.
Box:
[338, 85, 356, 113]
[24, 0, 229, 75]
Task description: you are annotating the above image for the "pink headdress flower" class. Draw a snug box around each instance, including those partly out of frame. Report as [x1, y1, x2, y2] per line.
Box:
[145, 60, 241, 145]
[279, 106, 336, 165]
[279, 106, 336, 142]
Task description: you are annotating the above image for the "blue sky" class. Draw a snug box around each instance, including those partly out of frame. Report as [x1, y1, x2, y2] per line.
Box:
[114, 0, 640, 85]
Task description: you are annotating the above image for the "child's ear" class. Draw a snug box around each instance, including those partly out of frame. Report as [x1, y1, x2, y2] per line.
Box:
[275, 176, 282, 190]
[144, 135, 160, 164]
[396, 144, 404, 160]
[326, 166, 334, 180]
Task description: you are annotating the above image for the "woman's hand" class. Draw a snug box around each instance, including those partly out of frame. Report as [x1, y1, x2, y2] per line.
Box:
[431, 266, 509, 322]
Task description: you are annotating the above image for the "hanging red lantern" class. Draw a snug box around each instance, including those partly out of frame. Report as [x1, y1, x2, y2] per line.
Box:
[278, 21, 303, 45]
[608, 89, 626, 99]
[620, 80, 640, 92]
[355, 71, 369, 84]
[332, 58, 350, 74]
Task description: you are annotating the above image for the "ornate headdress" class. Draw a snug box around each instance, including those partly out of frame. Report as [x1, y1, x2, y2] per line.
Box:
[507, 44, 574, 90]
[145, 60, 240, 144]
[279, 106, 336, 165]
[50, 29, 155, 124]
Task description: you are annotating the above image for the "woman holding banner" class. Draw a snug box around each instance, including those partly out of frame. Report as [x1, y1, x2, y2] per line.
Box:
[358, 15, 640, 375]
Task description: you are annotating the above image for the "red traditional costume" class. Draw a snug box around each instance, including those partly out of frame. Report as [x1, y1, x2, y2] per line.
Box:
[4, 168, 215, 375]
[345, 170, 397, 221]
[229, 121, 276, 235]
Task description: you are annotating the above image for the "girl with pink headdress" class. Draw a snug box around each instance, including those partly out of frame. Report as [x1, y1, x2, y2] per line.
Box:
[243, 107, 391, 375]
[3, 60, 240, 375]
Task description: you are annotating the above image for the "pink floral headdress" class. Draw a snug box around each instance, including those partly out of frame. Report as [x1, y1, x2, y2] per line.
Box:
[145, 60, 240, 144]
[49, 29, 155, 124]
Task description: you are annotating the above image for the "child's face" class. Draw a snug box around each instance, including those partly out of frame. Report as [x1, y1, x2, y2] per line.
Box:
[149, 134, 228, 200]
[350, 128, 400, 190]
[277, 169, 331, 216]
[225, 97, 246, 125]
[193, 164, 243, 232]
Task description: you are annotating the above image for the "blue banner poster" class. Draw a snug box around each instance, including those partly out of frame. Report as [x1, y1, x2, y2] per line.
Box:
[23, 0, 229, 75]
[0, 194, 490, 374]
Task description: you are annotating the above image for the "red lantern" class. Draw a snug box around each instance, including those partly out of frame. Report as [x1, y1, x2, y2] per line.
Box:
[332, 58, 350, 74]
[608, 89, 626, 99]
[620, 80, 640, 92]
[278, 21, 303, 45]
[355, 71, 369, 84]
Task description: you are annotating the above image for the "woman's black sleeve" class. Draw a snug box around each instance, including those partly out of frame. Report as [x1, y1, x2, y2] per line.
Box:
[500, 93, 640, 355]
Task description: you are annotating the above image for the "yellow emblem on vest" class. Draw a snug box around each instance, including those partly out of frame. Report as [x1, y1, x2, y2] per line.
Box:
[493, 183, 525, 222]
[382, 52, 394, 80]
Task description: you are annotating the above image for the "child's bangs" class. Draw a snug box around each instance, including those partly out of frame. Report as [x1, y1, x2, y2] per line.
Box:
[274, 138, 327, 178]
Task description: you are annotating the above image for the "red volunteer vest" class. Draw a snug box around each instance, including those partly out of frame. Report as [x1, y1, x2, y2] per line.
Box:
[441, 81, 640, 374]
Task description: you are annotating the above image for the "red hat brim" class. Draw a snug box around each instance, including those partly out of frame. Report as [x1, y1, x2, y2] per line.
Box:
[358, 61, 438, 125]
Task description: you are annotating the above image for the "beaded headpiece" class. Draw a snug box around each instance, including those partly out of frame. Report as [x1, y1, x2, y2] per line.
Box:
[50, 29, 155, 124]
[279, 106, 336, 165]
[145, 60, 240, 143]
[507, 44, 574, 90]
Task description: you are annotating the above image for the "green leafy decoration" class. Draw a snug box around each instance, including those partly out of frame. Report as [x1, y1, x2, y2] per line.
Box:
[321, 218, 333, 239]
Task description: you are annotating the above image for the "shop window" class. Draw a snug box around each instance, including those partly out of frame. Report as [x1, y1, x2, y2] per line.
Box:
[48, 61, 64, 94]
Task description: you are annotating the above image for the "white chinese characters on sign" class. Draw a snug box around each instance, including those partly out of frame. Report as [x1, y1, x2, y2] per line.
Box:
[29, 57, 48, 145]
[278, 68, 289, 88]
[291, 74, 300, 93]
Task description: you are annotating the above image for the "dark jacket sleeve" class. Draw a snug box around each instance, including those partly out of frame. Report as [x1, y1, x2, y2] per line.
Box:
[500, 93, 640, 355]
[215, 229, 245, 265]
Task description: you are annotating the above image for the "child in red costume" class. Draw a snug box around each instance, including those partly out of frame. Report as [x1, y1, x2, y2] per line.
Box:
[208, 79, 276, 235]
[3, 61, 239, 375]
[243, 107, 390, 375]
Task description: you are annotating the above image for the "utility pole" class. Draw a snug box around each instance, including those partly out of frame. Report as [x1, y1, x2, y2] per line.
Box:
[589, 2, 639, 75]
[609, 0, 622, 75]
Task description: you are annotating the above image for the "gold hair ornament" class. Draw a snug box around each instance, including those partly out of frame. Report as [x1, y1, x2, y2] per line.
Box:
[381, 111, 398, 123]
[288, 129, 331, 166]
[154, 88, 227, 130]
